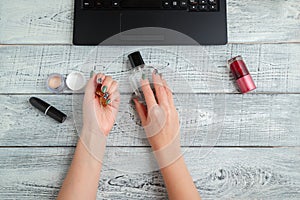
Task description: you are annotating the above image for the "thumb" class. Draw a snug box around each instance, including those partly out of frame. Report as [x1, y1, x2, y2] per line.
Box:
[85, 74, 97, 97]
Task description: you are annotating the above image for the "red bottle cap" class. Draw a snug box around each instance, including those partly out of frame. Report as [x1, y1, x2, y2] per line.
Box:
[228, 56, 249, 79]
[228, 56, 256, 94]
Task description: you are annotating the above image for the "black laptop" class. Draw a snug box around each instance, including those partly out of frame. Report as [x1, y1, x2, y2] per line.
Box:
[73, 0, 227, 45]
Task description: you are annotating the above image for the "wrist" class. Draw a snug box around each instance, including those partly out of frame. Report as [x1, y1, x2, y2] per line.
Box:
[152, 131, 182, 169]
[82, 124, 110, 136]
[81, 124, 96, 135]
[161, 156, 185, 175]
[75, 139, 103, 170]
[79, 126, 108, 164]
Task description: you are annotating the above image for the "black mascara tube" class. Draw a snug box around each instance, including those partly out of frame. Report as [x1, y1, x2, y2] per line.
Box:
[29, 97, 67, 123]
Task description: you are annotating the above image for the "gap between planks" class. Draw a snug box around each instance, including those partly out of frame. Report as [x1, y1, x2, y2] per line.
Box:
[0, 146, 297, 148]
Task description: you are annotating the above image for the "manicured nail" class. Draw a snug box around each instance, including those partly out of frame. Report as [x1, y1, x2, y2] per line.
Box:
[154, 69, 158, 74]
[130, 98, 136, 105]
[103, 92, 109, 99]
[97, 77, 102, 84]
[102, 85, 107, 93]
[132, 95, 139, 102]
[131, 93, 139, 101]
[142, 73, 146, 80]
[90, 70, 95, 78]
[106, 99, 111, 105]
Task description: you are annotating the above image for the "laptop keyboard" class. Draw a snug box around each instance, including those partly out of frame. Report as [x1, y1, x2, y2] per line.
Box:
[82, 0, 219, 12]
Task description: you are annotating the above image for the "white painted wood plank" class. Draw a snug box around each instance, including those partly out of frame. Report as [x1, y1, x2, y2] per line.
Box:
[0, 0, 300, 44]
[1, 44, 300, 94]
[0, 0, 73, 44]
[0, 147, 299, 199]
[228, 0, 300, 43]
[1, 94, 299, 147]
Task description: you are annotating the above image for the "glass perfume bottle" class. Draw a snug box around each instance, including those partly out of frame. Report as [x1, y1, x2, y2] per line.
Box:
[128, 51, 155, 102]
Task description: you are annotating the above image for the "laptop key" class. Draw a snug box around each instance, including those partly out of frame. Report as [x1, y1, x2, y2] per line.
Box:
[112, 0, 120, 8]
[95, 0, 102, 8]
[208, 0, 217, 5]
[189, 0, 198, 5]
[82, 0, 94, 8]
[208, 4, 217, 11]
[199, 4, 208, 11]
[172, 1, 179, 8]
[162, 1, 171, 8]
[180, 0, 188, 8]
[189, 5, 198, 11]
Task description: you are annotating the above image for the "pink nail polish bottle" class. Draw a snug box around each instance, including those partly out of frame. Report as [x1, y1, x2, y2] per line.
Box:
[228, 56, 256, 94]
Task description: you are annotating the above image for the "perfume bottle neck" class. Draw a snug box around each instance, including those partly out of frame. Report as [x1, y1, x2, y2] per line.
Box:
[132, 64, 145, 72]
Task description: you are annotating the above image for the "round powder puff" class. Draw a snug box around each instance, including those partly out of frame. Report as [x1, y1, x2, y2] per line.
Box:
[66, 72, 86, 91]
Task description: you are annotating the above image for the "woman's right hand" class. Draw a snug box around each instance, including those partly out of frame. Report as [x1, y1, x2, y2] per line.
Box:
[134, 70, 201, 200]
[133, 70, 181, 164]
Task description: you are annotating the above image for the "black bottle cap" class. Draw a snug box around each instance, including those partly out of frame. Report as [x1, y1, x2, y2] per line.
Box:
[128, 51, 145, 69]
[29, 97, 67, 123]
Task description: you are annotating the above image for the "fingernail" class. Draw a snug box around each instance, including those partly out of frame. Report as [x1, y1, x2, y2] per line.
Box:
[106, 99, 111, 105]
[102, 85, 107, 93]
[154, 69, 158, 74]
[142, 73, 146, 80]
[97, 78, 102, 84]
[103, 92, 109, 99]
[130, 98, 136, 105]
[132, 97, 143, 104]
[90, 70, 95, 78]
[159, 73, 163, 78]
[132, 95, 139, 101]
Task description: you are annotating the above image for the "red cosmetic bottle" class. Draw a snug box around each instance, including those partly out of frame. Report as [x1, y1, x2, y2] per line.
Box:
[228, 56, 256, 94]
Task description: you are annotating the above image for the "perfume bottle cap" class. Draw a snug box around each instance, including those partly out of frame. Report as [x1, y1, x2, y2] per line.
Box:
[128, 51, 145, 68]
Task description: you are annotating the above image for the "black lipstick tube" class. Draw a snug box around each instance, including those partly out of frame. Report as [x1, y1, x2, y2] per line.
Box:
[29, 97, 67, 123]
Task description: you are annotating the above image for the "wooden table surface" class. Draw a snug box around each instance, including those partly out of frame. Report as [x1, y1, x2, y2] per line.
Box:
[1, 0, 300, 199]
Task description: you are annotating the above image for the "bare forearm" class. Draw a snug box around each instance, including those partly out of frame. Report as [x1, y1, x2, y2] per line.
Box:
[161, 157, 201, 200]
[57, 139, 102, 200]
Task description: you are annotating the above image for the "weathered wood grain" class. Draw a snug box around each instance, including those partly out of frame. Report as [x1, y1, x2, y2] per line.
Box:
[0, 0, 73, 44]
[1, 94, 299, 147]
[0, 147, 299, 199]
[1, 44, 300, 94]
[1, 0, 300, 44]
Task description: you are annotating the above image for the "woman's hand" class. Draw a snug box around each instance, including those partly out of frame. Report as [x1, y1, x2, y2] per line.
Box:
[133, 70, 201, 200]
[133, 70, 181, 153]
[80, 73, 120, 163]
[58, 73, 120, 200]
[82, 73, 120, 136]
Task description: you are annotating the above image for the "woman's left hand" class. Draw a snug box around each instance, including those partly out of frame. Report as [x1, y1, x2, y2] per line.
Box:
[82, 73, 120, 136]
